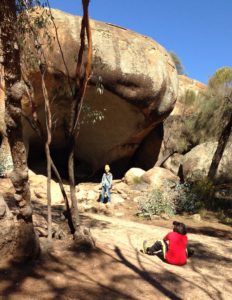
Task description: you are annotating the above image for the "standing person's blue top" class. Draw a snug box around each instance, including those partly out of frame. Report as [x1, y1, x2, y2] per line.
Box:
[101, 164, 113, 203]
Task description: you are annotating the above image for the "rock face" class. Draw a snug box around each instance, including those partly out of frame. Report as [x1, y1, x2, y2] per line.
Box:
[171, 75, 207, 116]
[157, 75, 207, 163]
[21, 8, 178, 177]
[182, 141, 232, 183]
[163, 153, 184, 175]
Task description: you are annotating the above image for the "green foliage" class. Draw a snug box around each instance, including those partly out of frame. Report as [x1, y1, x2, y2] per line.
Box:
[16, 1, 48, 13]
[170, 51, 184, 75]
[17, 1, 54, 72]
[80, 104, 105, 125]
[165, 65, 232, 157]
[174, 179, 213, 213]
[179, 89, 197, 106]
[137, 190, 175, 218]
[208, 66, 232, 90]
[219, 209, 232, 225]
[137, 178, 214, 218]
[168, 66, 232, 154]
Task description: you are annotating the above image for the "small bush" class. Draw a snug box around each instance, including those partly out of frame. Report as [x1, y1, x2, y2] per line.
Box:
[137, 179, 213, 218]
[174, 182, 205, 213]
[137, 189, 175, 218]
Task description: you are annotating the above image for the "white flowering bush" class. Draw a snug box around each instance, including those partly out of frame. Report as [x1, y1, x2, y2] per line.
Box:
[137, 189, 175, 218]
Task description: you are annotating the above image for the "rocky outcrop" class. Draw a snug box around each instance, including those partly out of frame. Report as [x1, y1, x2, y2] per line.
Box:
[171, 75, 207, 116]
[20, 8, 178, 177]
[157, 75, 207, 163]
[182, 140, 232, 183]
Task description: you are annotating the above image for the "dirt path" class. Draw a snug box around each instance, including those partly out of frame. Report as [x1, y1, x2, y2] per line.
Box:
[1, 177, 232, 299]
[0, 212, 231, 300]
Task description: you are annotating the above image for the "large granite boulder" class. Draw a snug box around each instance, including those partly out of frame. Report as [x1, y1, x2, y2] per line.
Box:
[141, 166, 179, 189]
[20, 8, 178, 177]
[182, 141, 232, 183]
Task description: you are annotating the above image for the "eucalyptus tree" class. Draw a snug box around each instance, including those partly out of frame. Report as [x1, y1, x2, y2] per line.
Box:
[0, 0, 39, 261]
[0, 0, 95, 258]
[207, 67, 232, 181]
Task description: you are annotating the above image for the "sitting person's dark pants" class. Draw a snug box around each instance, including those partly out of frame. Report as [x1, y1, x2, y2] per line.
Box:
[147, 240, 168, 257]
[147, 240, 194, 258]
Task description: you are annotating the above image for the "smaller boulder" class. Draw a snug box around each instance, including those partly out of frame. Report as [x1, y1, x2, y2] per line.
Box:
[29, 172, 63, 204]
[124, 168, 145, 185]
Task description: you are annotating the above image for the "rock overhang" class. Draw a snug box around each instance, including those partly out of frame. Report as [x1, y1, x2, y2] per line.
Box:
[21, 8, 178, 177]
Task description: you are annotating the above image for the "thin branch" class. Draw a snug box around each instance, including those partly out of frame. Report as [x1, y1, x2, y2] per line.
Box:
[45, 0, 74, 97]
[68, 0, 92, 232]
[19, 0, 75, 234]
[41, 66, 52, 241]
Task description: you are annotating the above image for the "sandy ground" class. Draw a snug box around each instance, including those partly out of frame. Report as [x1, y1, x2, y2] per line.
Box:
[0, 211, 231, 300]
[0, 177, 232, 300]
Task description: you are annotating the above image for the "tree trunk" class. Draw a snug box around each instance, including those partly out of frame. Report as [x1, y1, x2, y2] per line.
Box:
[208, 107, 232, 181]
[67, 0, 95, 248]
[0, 0, 39, 261]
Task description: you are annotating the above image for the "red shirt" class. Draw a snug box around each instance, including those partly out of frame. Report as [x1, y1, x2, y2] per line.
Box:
[164, 231, 188, 266]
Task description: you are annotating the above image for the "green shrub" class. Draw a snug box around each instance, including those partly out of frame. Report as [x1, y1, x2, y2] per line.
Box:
[174, 181, 209, 213]
[169, 52, 185, 75]
[179, 89, 197, 106]
[164, 67, 232, 154]
[137, 179, 213, 218]
[137, 189, 175, 218]
[208, 66, 232, 90]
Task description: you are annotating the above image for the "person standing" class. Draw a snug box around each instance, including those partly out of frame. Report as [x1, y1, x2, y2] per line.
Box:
[101, 164, 113, 203]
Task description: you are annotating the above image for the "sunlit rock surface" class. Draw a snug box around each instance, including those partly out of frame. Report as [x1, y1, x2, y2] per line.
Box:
[21, 8, 178, 177]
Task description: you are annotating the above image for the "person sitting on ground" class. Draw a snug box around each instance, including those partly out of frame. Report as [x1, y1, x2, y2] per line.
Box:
[101, 164, 113, 203]
[143, 221, 194, 266]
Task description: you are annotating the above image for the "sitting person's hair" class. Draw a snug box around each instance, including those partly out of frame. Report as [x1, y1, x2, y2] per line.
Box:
[173, 221, 187, 235]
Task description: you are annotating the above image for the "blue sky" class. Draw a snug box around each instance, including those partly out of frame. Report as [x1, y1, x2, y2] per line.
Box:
[49, 0, 232, 84]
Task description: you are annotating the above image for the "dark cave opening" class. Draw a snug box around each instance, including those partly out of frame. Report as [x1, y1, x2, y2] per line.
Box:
[27, 123, 164, 183]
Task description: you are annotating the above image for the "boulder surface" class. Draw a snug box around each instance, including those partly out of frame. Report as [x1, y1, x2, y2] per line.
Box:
[21, 8, 178, 176]
[182, 141, 232, 183]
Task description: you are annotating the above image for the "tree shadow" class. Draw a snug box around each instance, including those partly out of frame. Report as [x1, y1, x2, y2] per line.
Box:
[0, 232, 231, 300]
[0, 247, 137, 300]
[118, 233, 231, 300]
[188, 225, 232, 240]
[80, 214, 112, 230]
[186, 241, 231, 300]
[187, 240, 232, 267]
[114, 246, 182, 300]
